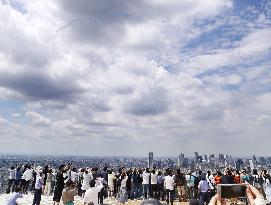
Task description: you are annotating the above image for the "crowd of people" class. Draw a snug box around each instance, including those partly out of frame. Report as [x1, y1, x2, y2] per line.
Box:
[5, 163, 271, 205]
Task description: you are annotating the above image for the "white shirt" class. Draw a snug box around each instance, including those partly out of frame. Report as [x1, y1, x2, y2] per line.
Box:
[83, 184, 104, 205]
[9, 169, 16, 180]
[164, 175, 175, 190]
[206, 174, 215, 190]
[120, 176, 128, 188]
[108, 174, 116, 187]
[35, 175, 44, 189]
[70, 171, 78, 182]
[198, 180, 210, 192]
[82, 173, 92, 191]
[22, 169, 33, 181]
[142, 172, 150, 185]
[151, 173, 158, 185]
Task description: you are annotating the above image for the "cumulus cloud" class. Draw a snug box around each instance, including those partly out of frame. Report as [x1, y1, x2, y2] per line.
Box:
[26, 110, 51, 126]
[0, 0, 270, 156]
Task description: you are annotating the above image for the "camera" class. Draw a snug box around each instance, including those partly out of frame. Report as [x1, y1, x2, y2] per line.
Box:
[217, 184, 247, 198]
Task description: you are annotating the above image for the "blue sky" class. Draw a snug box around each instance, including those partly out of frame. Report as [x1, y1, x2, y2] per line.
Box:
[0, 0, 270, 156]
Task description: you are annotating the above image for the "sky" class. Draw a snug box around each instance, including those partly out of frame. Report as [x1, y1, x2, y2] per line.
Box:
[0, 0, 271, 157]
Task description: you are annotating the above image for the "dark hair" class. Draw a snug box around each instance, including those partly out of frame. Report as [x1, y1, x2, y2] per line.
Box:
[72, 167, 77, 172]
[108, 170, 113, 174]
[59, 165, 65, 171]
[14, 187, 21, 193]
[65, 180, 74, 188]
[90, 179, 95, 188]
[11, 166, 15, 170]
[253, 169, 258, 175]
[85, 170, 88, 174]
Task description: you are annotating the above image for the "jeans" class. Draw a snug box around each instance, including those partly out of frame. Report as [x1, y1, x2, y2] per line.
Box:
[143, 184, 150, 199]
[150, 184, 158, 198]
[200, 192, 210, 205]
[132, 184, 141, 199]
[6, 179, 15, 193]
[33, 189, 42, 205]
[157, 184, 164, 200]
[166, 189, 174, 205]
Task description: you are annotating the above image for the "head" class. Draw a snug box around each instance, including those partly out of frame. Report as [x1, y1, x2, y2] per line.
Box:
[201, 173, 207, 180]
[59, 165, 65, 171]
[65, 181, 74, 189]
[253, 169, 258, 175]
[14, 187, 21, 193]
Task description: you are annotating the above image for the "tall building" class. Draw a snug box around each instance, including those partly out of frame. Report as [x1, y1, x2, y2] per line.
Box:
[218, 153, 225, 165]
[178, 153, 185, 169]
[194, 152, 199, 163]
[259, 157, 266, 166]
[235, 158, 243, 170]
[148, 152, 154, 170]
[203, 155, 208, 162]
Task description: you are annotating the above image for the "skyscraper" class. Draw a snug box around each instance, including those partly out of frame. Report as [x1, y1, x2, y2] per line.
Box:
[194, 152, 199, 163]
[178, 153, 185, 169]
[148, 152, 154, 170]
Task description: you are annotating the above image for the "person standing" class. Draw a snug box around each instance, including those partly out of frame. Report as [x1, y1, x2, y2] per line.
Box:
[108, 170, 116, 198]
[45, 169, 53, 196]
[132, 169, 141, 200]
[13, 167, 22, 192]
[32, 172, 44, 205]
[118, 173, 128, 204]
[83, 179, 104, 205]
[6, 166, 16, 194]
[198, 174, 210, 205]
[157, 171, 165, 201]
[164, 170, 175, 205]
[53, 165, 68, 205]
[22, 165, 33, 194]
[175, 169, 187, 201]
[150, 169, 158, 198]
[142, 168, 150, 199]
[70, 168, 78, 183]
[81, 170, 92, 198]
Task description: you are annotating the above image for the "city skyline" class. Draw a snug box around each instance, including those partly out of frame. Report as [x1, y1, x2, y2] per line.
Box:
[0, 0, 271, 156]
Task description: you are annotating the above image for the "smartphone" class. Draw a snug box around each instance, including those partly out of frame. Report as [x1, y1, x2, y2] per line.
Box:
[217, 184, 247, 198]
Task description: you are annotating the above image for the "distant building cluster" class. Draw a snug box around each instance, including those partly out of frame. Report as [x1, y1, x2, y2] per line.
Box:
[1, 153, 271, 194]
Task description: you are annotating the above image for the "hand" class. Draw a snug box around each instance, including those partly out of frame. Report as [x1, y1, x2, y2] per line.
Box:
[209, 194, 227, 205]
[246, 184, 265, 205]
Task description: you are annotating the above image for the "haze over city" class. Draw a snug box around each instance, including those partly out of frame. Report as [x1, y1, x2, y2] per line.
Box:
[0, 0, 271, 156]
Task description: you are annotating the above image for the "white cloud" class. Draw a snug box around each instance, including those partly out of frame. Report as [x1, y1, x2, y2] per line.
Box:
[0, 0, 270, 156]
[12, 113, 21, 117]
[25, 110, 51, 126]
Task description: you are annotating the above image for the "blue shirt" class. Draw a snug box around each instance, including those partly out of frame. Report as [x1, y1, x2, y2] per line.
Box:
[15, 170, 22, 180]
[7, 192, 23, 205]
